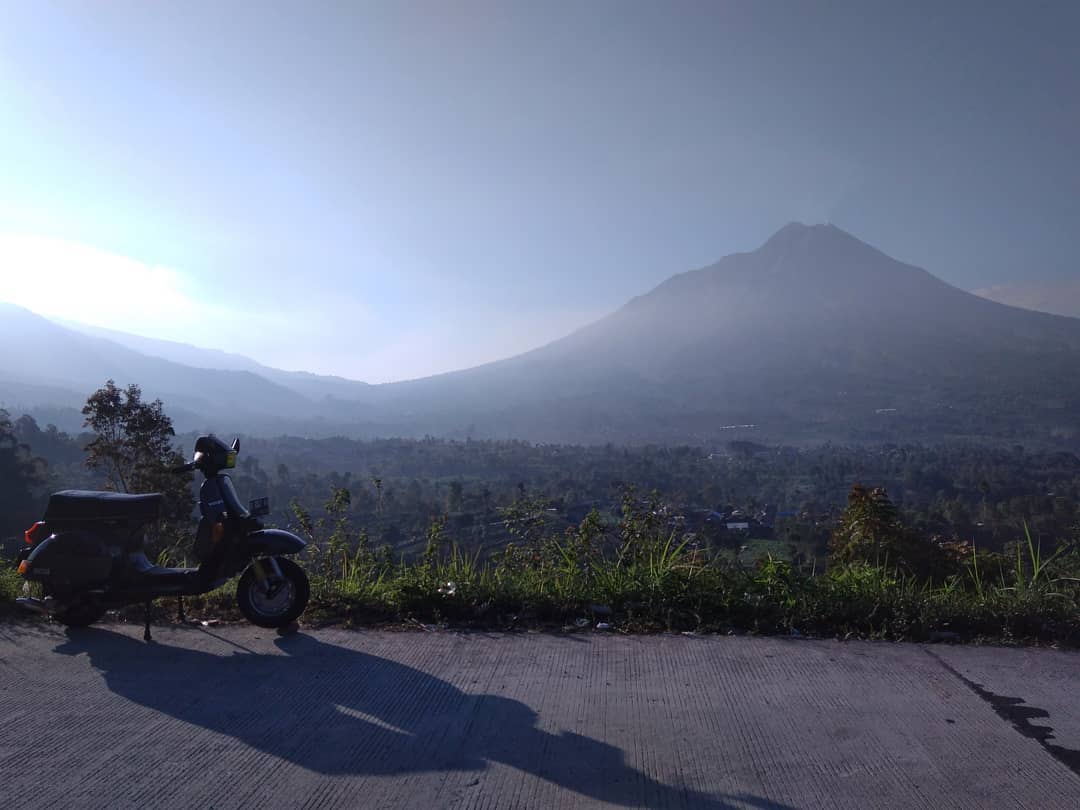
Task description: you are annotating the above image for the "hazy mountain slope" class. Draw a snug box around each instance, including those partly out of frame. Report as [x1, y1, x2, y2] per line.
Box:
[546, 223, 1080, 373]
[361, 224, 1080, 442]
[55, 319, 265, 372]
[377, 223, 1080, 394]
[5, 224, 1080, 445]
[58, 319, 373, 402]
[0, 303, 321, 429]
[974, 280, 1080, 319]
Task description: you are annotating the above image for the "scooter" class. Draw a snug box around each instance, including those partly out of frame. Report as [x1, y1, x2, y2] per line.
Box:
[16, 435, 309, 640]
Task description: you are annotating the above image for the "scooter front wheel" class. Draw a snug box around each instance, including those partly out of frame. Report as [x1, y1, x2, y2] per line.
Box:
[236, 557, 310, 628]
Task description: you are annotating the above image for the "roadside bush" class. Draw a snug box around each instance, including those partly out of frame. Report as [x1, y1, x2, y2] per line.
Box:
[0, 563, 20, 614]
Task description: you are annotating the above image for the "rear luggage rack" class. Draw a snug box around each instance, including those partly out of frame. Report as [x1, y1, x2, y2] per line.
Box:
[15, 596, 52, 614]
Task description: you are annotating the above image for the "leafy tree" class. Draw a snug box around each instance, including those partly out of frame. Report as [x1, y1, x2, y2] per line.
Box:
[448, 479, 464, 512]
[81, 381, 194, 556]
[501, 492, 552, 546]
[0, 408, 46, 541]
[829, 485, 900, 568]
[371, 476, 383, 515]
[829, 484, 952, 579]
[12, 415, 83, 466]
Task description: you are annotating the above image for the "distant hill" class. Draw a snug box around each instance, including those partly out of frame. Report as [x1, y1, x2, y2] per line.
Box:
[0, 303, 376, 435]
[58, 320, 374, 402]
[4, 224, 1080, 445]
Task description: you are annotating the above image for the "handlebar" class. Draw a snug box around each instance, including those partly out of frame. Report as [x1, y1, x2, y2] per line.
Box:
[170, 462, 197, 474]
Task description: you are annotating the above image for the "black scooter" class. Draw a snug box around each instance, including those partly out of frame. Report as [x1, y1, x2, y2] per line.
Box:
[16, 435, 309, 639]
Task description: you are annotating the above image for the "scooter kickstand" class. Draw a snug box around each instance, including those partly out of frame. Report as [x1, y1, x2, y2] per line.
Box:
[177, 595, 186, 624]
[143, 599, 153, 642]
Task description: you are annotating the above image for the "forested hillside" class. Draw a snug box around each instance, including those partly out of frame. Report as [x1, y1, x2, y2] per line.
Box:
[5, 390, 1080, 642]
[5, 408, 1078, 565]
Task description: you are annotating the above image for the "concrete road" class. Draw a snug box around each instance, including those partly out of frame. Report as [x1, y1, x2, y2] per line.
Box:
[1, 622, 1078, 809]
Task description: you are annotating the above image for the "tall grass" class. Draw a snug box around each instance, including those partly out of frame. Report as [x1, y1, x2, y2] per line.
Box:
[0, 564, 21, 614]
[290, 503, 1080, 644]
[3, 503, 1078, 644]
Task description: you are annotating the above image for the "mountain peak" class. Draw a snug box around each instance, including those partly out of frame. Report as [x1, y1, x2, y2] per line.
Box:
[762, 221, 855, 249]
[755, 222, 899, 276]
[773, 220, 819, 236]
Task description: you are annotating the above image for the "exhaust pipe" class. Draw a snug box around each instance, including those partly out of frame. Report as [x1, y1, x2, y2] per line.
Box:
[15, 596, 52, 615]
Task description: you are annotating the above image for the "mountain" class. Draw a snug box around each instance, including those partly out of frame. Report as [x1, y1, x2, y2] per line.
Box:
[4, 223, 1080, 445]
[973, 280, 1080, 319]
[354, 223, 1080, 443]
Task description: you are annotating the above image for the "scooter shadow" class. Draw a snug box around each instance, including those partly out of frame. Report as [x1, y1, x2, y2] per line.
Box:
[56, 627, 792, 810]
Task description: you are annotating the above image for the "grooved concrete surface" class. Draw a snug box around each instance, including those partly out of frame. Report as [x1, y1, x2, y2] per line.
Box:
[1, 623, 1078, 809]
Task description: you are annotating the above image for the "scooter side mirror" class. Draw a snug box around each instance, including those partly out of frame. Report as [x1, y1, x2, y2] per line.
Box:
[231, 438, 240, 453]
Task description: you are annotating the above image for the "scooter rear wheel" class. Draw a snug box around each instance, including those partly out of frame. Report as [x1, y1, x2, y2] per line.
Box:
[236, 557, 309, 628]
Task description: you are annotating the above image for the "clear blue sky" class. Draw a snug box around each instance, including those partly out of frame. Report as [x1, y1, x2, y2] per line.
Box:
[1, 1, 1077, 381]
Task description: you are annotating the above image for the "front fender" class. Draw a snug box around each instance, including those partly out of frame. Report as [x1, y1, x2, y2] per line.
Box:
[243, 528, 306, 557]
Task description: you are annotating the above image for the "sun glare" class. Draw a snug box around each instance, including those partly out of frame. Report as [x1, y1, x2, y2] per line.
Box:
[0, 232, 200, 334]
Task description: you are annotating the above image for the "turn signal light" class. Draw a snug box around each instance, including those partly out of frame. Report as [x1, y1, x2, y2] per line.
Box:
[212, 522, 225, 543]
[24, 521, 47, 545]
[17, 560, 29, 576]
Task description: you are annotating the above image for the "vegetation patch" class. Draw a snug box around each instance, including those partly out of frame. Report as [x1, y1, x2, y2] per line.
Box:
[3, 395, 1077, 645]
[5, 486, 1064, 644]
[0, 566, 21, 618]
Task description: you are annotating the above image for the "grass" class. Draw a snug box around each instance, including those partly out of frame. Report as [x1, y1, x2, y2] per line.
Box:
[733, 538, 794, 565]
[288, 508, 1080, 644]
[0, 565, 22, 617]
[3, 509, 1078, 645]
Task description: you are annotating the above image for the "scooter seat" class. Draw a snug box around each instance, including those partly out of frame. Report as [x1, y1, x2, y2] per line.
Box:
[44, 490, 163, 524]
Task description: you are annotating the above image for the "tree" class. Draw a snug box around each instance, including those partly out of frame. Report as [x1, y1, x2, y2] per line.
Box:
[371, 476, 383, 516]
[828, 484, 952, 579]
[82, 381, 194, 555]
[829, 485, 899, 568]
[13, 415, 82, 466]
[448, 480, 464, 513]
[0, 408, 46, 541]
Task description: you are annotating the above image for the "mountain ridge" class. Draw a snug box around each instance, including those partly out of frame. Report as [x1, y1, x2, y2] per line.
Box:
[4, 223, 1080, 445]
[974, 279, 1080, 320]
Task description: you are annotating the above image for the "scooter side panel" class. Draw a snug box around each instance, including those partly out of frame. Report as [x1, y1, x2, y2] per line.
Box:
[24, 532, 114, 588]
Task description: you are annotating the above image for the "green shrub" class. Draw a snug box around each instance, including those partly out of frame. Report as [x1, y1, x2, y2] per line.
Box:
[1, 563, 21, 612]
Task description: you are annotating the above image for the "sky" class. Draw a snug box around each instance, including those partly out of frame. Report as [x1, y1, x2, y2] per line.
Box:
[1, 1, 1077, 382]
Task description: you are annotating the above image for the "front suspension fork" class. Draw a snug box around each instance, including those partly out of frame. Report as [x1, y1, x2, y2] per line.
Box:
[251, 557, 284, 593]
